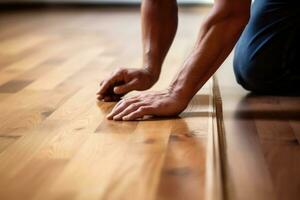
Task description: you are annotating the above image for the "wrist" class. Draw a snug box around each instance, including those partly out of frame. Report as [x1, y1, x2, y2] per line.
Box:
[168, 80, 193, 105]
[143, 65, 161, 82]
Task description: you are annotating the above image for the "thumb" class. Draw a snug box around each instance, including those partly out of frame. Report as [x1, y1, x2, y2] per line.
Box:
[114, 79, 138, 94]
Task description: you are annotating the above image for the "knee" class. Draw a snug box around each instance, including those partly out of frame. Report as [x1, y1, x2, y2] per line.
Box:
[233, 51, 280, 93]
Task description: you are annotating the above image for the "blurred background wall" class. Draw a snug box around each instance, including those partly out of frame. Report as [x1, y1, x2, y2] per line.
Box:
[0, 0, 213, 5]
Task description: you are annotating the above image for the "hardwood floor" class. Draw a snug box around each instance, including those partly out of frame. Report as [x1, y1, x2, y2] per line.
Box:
[217, 53, 300, 200]
[0, 5, 299, 200]
[0, 6, 220, 200]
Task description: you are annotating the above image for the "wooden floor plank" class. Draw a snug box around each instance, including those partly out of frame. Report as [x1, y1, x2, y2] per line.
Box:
[0, 80, 33, 93]
[0, 33, 104, 86]
[0, 35, 49, 56]
[216, 54, 276, 200]
[33, 119, 173, 200]
[0, 87, 78, 137]
[261, 141, 300, 200]
[0, 84, 103, 179]
[26, 48, 105, 90]
[217, 50, 300, 200]
[157, 113, 208, 200]
[0, 93, 11, 101]
[0, 6, 235, 200]
[0, 135, 20, 154]
[0, 39, 74, 86]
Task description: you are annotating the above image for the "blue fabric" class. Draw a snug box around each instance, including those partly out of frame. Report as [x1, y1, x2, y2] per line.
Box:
[233, 0, 300, 95]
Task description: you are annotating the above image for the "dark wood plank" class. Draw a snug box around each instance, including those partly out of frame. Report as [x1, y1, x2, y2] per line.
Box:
[0, 80, 33, 93]
[217, 53, 300, 200]
[216, 54, 276, 200]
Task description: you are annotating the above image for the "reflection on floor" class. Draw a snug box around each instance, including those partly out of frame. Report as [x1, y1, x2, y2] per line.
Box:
[0, 5, 299, 200]
[0, 6, 218, 200]
[217, 53, 300, 200]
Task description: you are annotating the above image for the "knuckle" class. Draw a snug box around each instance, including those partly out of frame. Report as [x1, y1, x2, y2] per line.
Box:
[138, 106, 146, 112]
[117, 100, 124, 107]
[129, 103, 139, 110]
[130, 103, 137, 107]
[114, 68, 123, 75]
[122, 69, 129, 76]
[122, 100, 131, 107]
[119, 67, 126, 71]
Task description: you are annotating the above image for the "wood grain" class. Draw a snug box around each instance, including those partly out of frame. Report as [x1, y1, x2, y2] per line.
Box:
[217, 52, 300, 200]
[1, 5, 299, 200]
[0, 6, 222, 200]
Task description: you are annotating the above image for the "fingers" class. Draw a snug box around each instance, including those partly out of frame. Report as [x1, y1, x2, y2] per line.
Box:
[97, 78, 117, 96]
[98, 95, 121, 102]
[113, 79, 138, 95]
[106, 98, 140, 120]
[97, 79, 123, 102]
[97, 70, 123, 96]
[112, 102, 146, 120]
[106, 94, 155, 121]
[122, 106, 153, 121]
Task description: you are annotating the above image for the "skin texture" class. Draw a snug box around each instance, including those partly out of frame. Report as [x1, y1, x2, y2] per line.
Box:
[97, 0, 251, 121]
[97, 68, 157, 102]
[98, 0, 178, 102]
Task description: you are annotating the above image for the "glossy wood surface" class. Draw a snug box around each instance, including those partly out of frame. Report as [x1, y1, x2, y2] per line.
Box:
[1, 6, 299, 200]
[0, 6, 221, 200]
[217, 53, 300, 200]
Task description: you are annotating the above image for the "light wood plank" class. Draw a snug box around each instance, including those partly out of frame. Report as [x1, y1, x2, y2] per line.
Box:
[0, 6, 223, 200]
[0, 35, 48, 55]
[0, 135, 20, 154]
[26, 48, 105, 90]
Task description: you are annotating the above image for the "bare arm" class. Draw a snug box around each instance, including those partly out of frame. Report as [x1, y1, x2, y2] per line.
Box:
[142, 0, 178, 77]
[170, 0, 251, 102]
[107, 0, 251, 120]
[97, 0, 178, 100]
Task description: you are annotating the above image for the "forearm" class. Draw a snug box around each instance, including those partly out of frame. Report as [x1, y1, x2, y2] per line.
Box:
[170, 5, 250, 102]
[141, 0, 178, 79]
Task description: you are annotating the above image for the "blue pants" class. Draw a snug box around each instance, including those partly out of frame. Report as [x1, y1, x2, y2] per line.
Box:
[233, 0, 300, 95]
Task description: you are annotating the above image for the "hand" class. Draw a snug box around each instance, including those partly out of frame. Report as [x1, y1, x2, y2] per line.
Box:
[97, 68, 158, 102]
[106, 88, 189, 121]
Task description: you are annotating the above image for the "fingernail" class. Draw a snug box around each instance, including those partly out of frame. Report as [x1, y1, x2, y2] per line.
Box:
[113, 116, 121, 121]
[106, 114, 112, 119]
[113, 87, 120, 94]
[122, 116, 129, 121]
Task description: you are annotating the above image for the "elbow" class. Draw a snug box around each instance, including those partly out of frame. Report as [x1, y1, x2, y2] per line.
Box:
[206, 2, 251, 29]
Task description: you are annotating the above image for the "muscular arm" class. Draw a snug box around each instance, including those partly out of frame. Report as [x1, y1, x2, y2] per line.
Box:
[170, 0, 251, 102]
[97, 0, 178, 100]
[142, 0, 178, 78]
[107, 0, 251, 120]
